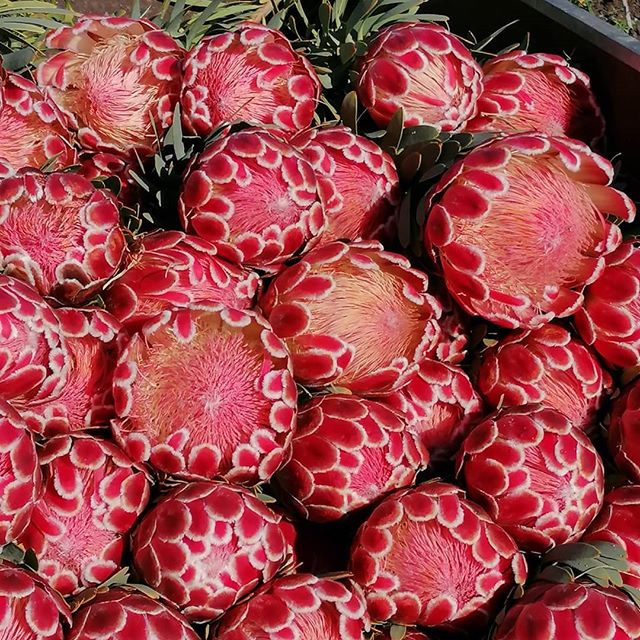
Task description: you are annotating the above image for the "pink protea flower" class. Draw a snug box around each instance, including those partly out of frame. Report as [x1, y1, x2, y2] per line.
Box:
[356, 22, 483, 129]
[576, 241, 640, 368]
[17, 433, 150, 596]
[0, 171, 126, 304]
[104, 231, 260, 331]
[131, 481, 295, 623]
[609, 379, 640, 482]
[292, 125, 401, 243]
[382, 359, 483, 464]
[467, 51, 604, 144]
[112, 306, 297, 484]
[0, 67, 75, 178]
[259, 240, 442, 393]
[478, 324, 611, 432]
[67, 587, 199, 640]
[179, 128, 325, 271]
[0, 562, 70, 639]
[37, 16, 183, 159]
[456, 406, 604, 552]
[216, 574, 370, 640]
[432, 285, 469, 365]
[276, 394, 429, 522]
[350, 481, 527, 631]
[0, 400, 41, 543]
[425, 133, 635, 329]
[181, 23, 320, 137]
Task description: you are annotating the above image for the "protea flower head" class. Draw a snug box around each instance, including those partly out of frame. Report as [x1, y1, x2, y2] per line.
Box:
[17, 433, 150, 596]
[131, 481, 295, 623]
[0, 275, 67, 407]
[0, 562, 70, 639]
[0, 171, 126, 304]
[67, 587, 199, 640]
[456, 406, 604, 553]
[179, 128, 325, 270]
[609, 379, 640, 483]
[467, 51, 604, 144]
[576, 241, 640, 369]
[275, 394, 429, 522]
[382, 359, 483, 464]
[356, 22, 483, 129]
[0, 400, 41, 544]
[425, 133, 635, 328]
[350, 481, 527, 631]
[494, 581, 640, 640]
[112, 306, 296, 484]
[478, 324, 611, 432]
[37, 16, 183, 159]
[181, 22, 320, 137]
[104, 231, 260, 331]
[292, 125, 401, 243]
[259, 240, 442, 393]
[216, 574, 370, 640]
[0, 67, 75, 178]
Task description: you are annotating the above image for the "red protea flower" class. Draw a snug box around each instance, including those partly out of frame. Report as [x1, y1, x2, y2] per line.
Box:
[356, 22, 483, 129]
[0, 400, 41, 543]
[425, 133, 635, 328]
[292, 125, 401, 243]
[18, 433, 150, 596]
[0, 275, 67, 407]
[609, 379, 640, 482]
[216, 574, 370, 640]
[467, 51, 604, 144]
[478, 324, 610, 432]
[0, 563, 70, 639]
[181, 22, 320, 137]
[179, 128, 325, 271]
[259, 240, 442, 393]
[350, 482, 527, 631]
[382, 359, 483, 464]
[276, 394, 429, 522]
[104, 231, 260, 331]
[456, 406, 604, 552]
[432, 285, 469, 365]
[67, 588, 199, 640]
[37, 16, 183, 159]
[576, 241, 640, 369]
[0, 171, 126, 304]
[494, 581, 640, 640]
[112, 306, 296, 483]
[131, 481, 295, 623]
[0, 67, 75, 178]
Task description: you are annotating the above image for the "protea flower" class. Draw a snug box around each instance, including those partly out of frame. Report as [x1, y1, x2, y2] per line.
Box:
[0, 171, 126, 304]
[382, 359, 483, 464]
[467, 51, 604, 144]
[216, 574, 370, 640]
[131, 481, 295, 623]
[181, 22, 320, 137]
[104, 231, 260, 331]
[0, 67, 75, 178]
[356, 22, 483, 129]
[18, 434, 149, 595]
[425, 133, 635, 328]
[0, 400, 41, 544]
[259, 240, 442, 393]
[112, 307, 296, 484]
[0, 562, 70, 639]
[576, 241, 640, 369]
[179, 128, 325, 271]
[609, 379, 640, 482]
[456, 406, 604, 552]
[275, 394, 429, 522]
[37, 16, 183, 159]
[478, 324, 611, 432]
[432, 285, 469, 365]
[350, 482, 527, 631]
[292, 125, 401, 243]
[67, 587, 199, 640]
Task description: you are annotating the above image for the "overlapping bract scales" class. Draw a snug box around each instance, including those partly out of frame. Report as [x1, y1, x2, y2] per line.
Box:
[609, 378, 640, 483]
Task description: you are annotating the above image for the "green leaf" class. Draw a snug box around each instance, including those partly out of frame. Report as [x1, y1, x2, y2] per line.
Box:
[400, 125, 440, 149]
[380, 107, 405, 151]
[621, 586, 640, 608]
[0, 543, 26, 565]
[340, 91, 358, 133]
[131, 0, 142, 19]
[339, 41, 356, 64]
[130, 583, 162, 599]
[398, 150, 422, 183]
[23, 548, 38, 572]
[543, 543, 600, 565]
[100, 567, 130, 588]
[318, 2, 331, 33]
[588, 542, 627, 560]
[390, 625, 407, 640]
[538, 565, 574, 584]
